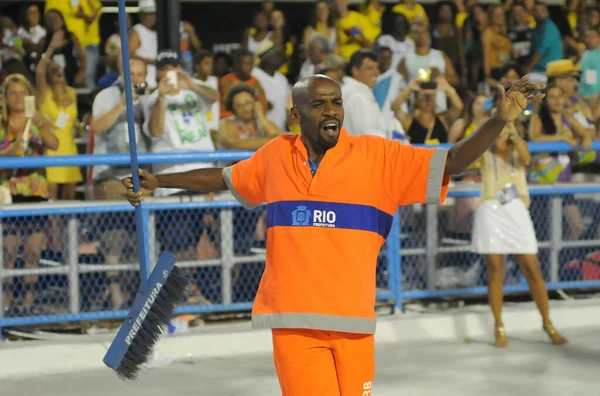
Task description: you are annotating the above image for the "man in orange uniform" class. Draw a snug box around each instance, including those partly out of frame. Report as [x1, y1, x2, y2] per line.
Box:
[124, 75, 544, 395]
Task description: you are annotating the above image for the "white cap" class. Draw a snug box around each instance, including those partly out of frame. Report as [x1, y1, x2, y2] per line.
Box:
[138, 0, 156, 13]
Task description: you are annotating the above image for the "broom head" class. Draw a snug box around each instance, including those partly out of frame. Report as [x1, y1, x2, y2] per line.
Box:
[103, 251, 188, 380]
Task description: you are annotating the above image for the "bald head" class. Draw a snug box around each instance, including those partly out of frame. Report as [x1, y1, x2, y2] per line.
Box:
[290, 74, 343, 155]
[292, 74, 339, 106]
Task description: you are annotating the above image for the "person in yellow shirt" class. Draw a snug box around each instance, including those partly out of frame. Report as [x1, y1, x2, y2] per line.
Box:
[361, 0, 385, 31]
[392, 0, 429, 24]
[334, 0, 379, 60]
[44, 0, 85, 46]
[77, 0, 103, 88]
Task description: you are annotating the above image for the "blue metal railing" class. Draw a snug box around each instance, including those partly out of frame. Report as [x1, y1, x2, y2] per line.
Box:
[0, 144, 600, 332]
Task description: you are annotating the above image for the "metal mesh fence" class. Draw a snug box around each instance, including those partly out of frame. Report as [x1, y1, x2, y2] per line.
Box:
[399, 192, 600, 295]
[1, 191, 599, 321]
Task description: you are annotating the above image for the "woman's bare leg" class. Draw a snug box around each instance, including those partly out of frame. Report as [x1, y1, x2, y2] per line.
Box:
[485, 254, 508, 347]
[516, 254, 567, 345]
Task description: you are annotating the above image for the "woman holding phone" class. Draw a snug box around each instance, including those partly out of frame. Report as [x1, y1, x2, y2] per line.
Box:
[0, 73, 57, 314]
[471, 95, 567, 347]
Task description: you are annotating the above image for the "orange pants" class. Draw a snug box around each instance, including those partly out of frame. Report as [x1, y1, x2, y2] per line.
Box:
[272, 328, 375, 396]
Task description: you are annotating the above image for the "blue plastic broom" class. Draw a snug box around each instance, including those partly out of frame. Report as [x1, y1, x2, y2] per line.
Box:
[102, 0, 188, 380]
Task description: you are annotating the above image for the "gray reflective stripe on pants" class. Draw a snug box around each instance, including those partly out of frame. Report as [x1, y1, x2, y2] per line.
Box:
[252, 313, 376, 334]
[222, 166, 257, 210]
[426, 148, 449, 204]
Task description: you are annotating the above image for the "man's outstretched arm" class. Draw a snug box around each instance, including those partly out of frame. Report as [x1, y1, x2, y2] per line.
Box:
[123, 168, 228, 206]
[444, 76, 545, 175]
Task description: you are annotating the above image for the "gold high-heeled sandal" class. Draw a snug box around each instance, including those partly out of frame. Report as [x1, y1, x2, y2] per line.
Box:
[543, 322, 568, 345]
[495, 326, 508, 347]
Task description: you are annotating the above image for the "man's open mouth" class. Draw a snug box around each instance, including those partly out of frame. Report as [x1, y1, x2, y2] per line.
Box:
[321, 120, 339, 134]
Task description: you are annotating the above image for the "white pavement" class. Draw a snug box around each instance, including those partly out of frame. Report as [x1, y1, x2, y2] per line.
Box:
[1, 325, 599, 396]
[1, 298, 599, 394]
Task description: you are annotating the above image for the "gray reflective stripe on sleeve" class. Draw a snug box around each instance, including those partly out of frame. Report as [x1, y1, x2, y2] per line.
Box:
[222, 166, 257, 210]
[425, 148, 449, 204]
[252, 313, 376, 334]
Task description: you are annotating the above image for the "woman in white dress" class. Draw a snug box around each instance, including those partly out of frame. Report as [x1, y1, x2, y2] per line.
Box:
[472, 113, 567, 347]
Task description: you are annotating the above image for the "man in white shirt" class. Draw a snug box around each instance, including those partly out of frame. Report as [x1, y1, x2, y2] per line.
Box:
[251, 40, 291, 131]
[342, 49, 402, 138]
[143, 49, 220, 259]
[91, 56, 149, 309]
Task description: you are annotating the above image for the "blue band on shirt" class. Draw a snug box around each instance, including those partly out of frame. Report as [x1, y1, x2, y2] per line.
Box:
[267, 200, 394, 239]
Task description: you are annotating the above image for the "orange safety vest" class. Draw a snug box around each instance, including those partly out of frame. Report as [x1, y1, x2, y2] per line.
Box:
[223, 129, 450, 334]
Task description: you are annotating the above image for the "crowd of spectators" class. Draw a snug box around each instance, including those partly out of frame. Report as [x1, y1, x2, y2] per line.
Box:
[0, 0, 599, 314]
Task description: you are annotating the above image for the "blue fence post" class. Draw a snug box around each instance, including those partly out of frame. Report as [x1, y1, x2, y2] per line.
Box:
[387, 211, 402, 311]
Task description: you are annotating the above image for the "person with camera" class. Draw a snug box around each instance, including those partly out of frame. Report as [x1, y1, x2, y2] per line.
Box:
[471, 96, 567, 348]
[392, 74, 463, 144]
[143, 48, 219, 261]
[90, 56, 149, 309]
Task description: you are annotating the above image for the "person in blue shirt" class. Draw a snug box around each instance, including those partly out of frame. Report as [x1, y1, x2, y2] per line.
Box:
[578, 27, 600, 103]
[528, 2, 563, 74]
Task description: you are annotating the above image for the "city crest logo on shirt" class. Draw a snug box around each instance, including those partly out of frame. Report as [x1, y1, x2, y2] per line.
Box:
[291, 205, 336, 228]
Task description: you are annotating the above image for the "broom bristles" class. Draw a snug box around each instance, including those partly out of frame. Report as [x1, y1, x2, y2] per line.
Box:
[114, 266, 188, 380]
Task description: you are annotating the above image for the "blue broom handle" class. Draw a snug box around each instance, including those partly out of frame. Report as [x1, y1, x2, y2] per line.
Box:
[118, 0, 151, 282]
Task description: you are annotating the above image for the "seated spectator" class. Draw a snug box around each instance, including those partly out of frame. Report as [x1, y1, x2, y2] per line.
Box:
[393, 75, 463, 143]
[376, 13, 414, 73]
[303, 0, 338, 57]
[77, 0, 103, 89]
[91, 57, 149, 309]
[43, 9, 85, 87]
[218, 85, 283, 150]
[129, 0, 158, 89]
[1, 16, 25, 63]
[243, 11, 272, 55]
[104, 14, 132, 73]
[341, 50, 390, 138]
[251, 41, 291, 130]
[578, 26, 600, 120]
[0, 73, 58, 315]
[361, 0, 385, 32]
[373, 46, 407, 115]
[482, 5, 512, 89]
[392, 0, 430, 24]
[269, 9, 296, 78]
[528, 2, 563, 80]
[334, 0, 379, 60]
[193, 51, 220, 136]
[462, 6, 488, 92]
[320, 54, 347, 84]
[212, 51, 232, 79]
[508, 2, 534, 66]
[36, 30, 82, 201]
[219, 50, 268, 119]
[399, 22, 459, 113]
[431, 2, 466, 89]
[528, 84, 594, 241]
[180, 21, 201, 75]
[142, 49, 219, 260]
[298, 34, 330, 80]
[18, 4, 46, 73]
[548, 60, 594, 125]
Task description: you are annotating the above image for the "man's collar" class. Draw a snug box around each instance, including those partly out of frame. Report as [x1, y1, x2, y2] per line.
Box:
[345, 77, 371, 91]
